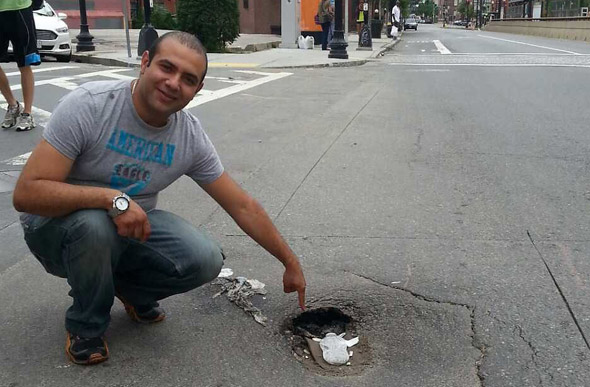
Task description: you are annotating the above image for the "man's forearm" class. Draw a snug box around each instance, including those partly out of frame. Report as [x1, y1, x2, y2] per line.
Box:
[13, 179, 118, 217]
[229, 199, 298, 267]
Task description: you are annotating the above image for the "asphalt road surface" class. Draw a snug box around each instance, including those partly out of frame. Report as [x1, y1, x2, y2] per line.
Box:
[1, 25, 590, 387]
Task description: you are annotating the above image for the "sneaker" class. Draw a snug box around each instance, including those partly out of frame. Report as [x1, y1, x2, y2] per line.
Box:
[1, 101, 21, 128]
[116, 293, 166, 324]
[15, 113, 35, 132]
[65, 332, 109, 365]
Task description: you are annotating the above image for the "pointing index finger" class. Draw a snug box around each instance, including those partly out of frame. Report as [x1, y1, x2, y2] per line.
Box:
[298, 288, 306, 311]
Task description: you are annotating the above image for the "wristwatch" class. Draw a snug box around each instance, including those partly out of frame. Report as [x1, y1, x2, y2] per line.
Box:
[108, 193, 130, 218]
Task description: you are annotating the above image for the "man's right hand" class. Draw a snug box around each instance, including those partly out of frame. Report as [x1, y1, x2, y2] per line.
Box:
[112, 200, 151, 242]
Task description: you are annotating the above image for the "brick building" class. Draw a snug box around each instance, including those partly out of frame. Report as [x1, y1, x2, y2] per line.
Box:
[52, 0, 369, 35]
[50, 0, 129, 29]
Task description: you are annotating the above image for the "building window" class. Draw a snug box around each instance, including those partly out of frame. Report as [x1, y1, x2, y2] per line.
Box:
[243, 0, 249, 9]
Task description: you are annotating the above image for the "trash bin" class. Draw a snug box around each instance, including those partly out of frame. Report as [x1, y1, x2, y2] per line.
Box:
[371, 19, 383, 39]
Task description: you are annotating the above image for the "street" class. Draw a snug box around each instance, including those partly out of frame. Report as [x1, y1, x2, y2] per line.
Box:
[2, 24, 590, 386]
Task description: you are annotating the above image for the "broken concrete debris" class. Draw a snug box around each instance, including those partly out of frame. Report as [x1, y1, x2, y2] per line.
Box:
[213, 272, 268, 326]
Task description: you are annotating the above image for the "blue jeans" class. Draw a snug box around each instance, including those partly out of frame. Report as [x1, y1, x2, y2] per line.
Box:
[321, 22, 331, 50]
[21, 209, 224, 338]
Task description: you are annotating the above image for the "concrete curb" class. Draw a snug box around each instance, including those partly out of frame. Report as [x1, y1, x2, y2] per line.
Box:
[70, 37, 401, 70]
[371, 35, 403, 58]
[71, 53, 140, 68]
[264, 59, 368, 69]
[226, 41, 282, 54]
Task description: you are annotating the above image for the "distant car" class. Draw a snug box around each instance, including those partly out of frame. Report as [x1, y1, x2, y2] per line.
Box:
[8, 1, 72, 62]
[424, 17, 434, 24]
[453, 20, 469, 26]
[404, 18, 418, 30]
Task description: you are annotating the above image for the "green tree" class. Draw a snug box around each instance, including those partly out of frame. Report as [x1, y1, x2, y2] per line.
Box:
[132, 3, 176, 30]
[417, 0, 438, 19]
[388, 0, 410, 17]
[151, 4, 177, 30]
[176, 0, 239, 53]
[457, 0, 474, 20]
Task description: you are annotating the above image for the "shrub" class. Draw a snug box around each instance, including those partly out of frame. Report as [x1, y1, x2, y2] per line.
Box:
[132, 5, 144, 29]
[132, 4, 177, 30]
[176, 0, 240, 53]
[151, 4, 177, 30]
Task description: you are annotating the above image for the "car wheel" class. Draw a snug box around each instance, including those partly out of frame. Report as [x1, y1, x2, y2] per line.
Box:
[56, 52, 71, 63]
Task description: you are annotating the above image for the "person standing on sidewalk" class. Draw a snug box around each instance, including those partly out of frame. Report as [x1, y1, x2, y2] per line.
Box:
[318, 0, 334, 50]
[392, 1, 402, 40]
[13, 31, 306, 366]
[328, 0, 336, 46]
[0, 0, 41, 131]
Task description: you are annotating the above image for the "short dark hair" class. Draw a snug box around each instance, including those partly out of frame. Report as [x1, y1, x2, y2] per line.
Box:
[147, 31, 208, 82]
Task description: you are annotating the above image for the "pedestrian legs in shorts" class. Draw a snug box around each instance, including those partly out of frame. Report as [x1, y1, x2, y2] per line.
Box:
[0, 5, 40, 131]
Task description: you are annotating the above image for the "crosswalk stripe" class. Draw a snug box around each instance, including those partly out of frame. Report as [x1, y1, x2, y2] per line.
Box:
[97, 72, 136, 80]
[2, 69, 132, 93]
[50, 79, 79, 90]
[1, 69, 292, 170]
[433, 40, 452, 55]
[5, 66, 78, 77]
[3, 152, 31, 166]
[185, 71, 292, 109]
[0, 103, 52, 126]
[478, 34, 581, 55]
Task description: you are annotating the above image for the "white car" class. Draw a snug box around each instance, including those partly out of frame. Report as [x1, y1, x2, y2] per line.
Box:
[9, 1, 72, 62]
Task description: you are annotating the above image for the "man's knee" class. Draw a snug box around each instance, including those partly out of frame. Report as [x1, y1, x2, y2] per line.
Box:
[180, 239, 224, 284]
[64, 209, 118, 252]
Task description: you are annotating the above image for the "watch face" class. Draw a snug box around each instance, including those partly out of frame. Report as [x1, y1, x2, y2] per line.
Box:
[115, 197, 129, 211]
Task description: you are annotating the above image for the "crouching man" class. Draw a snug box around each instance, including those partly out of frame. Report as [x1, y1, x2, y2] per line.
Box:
[12, 32, 306, 365]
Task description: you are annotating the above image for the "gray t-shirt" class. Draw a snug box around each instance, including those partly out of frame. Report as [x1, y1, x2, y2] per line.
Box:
[41, 80, 223, 211]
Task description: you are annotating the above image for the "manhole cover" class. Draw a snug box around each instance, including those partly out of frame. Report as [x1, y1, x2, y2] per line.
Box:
[283, 306, 372, 376]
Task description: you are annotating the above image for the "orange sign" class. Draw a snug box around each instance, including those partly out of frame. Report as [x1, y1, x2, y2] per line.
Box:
[301, 0, 322, 32]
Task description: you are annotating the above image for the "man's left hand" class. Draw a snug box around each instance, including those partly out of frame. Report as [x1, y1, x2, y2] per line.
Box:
[283, 260, 306, 310]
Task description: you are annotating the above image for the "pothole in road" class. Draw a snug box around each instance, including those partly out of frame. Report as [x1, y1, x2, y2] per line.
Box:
[282, 306, 372, 376]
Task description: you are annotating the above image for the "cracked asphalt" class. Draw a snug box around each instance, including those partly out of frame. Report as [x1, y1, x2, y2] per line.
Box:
[2, 25, 590, 386]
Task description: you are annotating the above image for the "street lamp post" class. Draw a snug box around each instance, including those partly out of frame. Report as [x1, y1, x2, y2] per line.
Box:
[76, 0, 95, 51]
[137, 0, 159, 56]
[329, 0, 349, 59]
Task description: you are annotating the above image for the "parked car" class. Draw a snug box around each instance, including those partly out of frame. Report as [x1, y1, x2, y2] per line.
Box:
[8, 1, 72, 62]
[453, 20, 469, 26]
[404, 17, 418, 30]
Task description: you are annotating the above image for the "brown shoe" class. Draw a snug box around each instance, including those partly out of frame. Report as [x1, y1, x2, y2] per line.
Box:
[65, 332, 109, 365]
[116, 294, 166, 324]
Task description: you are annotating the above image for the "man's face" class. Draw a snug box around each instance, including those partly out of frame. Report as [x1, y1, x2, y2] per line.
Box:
[138, 38, 206, 118]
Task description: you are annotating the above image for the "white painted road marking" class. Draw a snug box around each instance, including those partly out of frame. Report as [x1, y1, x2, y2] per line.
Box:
[2, 69, 293, 167]
[389, 63, 590, 68]
[185, 71, 292, 109]
[0, 69, 132, 93]
[3, 152, 32, 166]
[451, 52, 589, 56]
[478, 35, 581, 55]
[405, 69, 451, 72]
[433, 40, 451, 55]
[0, 103, 52, 126]
[5, 66, 78, 77]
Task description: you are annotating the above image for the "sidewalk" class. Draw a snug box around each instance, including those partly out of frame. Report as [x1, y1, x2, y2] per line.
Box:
[69, 29, 401, 69]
